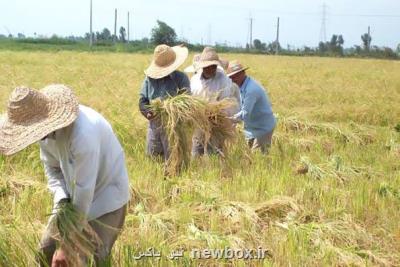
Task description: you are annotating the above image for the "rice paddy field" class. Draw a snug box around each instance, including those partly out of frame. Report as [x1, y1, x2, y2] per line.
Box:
[0, 50, 400, 266]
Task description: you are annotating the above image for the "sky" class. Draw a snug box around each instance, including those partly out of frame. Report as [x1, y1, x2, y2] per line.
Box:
[1, 0, 399, 49]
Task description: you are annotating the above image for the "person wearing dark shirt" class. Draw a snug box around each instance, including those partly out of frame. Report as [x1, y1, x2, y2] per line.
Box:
[139, 44, 190, 160]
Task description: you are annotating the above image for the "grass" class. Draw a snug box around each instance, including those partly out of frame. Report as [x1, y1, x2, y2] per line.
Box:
[0, 50, 399, 266]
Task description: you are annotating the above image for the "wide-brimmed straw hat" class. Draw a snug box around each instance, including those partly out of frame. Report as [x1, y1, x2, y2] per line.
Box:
[226, 60, 250, 77]
[196, 47, 222, 70]
[145, 44, 189, 79]
[0, 84, 79, 156]
[184, 53, 201, 73]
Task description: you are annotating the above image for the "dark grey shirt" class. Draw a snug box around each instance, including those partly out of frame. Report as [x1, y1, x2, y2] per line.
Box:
[139, 71, 190, 118]
[140, 71, 190, 100]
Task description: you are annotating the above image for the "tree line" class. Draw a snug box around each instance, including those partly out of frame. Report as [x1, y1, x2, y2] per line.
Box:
[1, 20, 399, 59]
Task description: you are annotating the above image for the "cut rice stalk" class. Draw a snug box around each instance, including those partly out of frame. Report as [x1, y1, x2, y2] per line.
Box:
[48, 203, 102, 266]
[150, 92, 237, 176]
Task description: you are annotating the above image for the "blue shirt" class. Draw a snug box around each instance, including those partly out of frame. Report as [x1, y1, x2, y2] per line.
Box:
[234, 77, 276, 139]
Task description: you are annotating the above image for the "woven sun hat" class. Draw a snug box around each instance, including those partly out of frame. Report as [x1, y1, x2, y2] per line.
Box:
[220, 59, 229, 72]
[145, 44, 189, 79]
[196, 47, 222, 70]
[226, 60, 250, 77]
[184, 53, 201, 73]
[0, 84, 79, 156]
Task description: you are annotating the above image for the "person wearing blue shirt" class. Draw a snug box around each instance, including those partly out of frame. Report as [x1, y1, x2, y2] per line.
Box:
[227, 60, 276, 154]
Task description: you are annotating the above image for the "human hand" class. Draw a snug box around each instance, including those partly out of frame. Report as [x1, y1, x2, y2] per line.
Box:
[52, 249, 68, 267]
[146, 111, 157, 120]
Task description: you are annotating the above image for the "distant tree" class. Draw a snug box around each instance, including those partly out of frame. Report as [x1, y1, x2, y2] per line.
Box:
[17, 33, 25, 39]
[354, 45, 362, 54]
[338, 35, 344, 47]
[253, 39, 265, 50]
[304, 46, 313, 54]
[84, 32, 94, 41]
[397, 44, 400, 55]
[329, 35, 338, 49]
[361, 33, 372, 51]
[318, 42, 328, 53]
[100, 28, 112, 41]
[119, 27, 126, 43]
[151, 20, 177, 45]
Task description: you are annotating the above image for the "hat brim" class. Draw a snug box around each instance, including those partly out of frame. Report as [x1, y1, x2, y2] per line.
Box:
[227, 67, 249, 77]
[145, 46, 189, 79]
[196, 60, 221, 71]
[0, 84, 79, 156]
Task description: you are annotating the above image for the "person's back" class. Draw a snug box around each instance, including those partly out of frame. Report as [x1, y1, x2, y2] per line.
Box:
[227, 60, 276, 154]
[40, 104, 130, 220]
[241, 77, 275, 139]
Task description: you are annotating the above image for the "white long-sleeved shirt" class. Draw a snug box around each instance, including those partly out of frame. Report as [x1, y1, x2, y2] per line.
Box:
[39, 105, 130, 220]
[190, 69, 240, 116]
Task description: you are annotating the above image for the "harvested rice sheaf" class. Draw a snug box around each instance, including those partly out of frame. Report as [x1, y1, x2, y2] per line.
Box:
[150, 93, 237, 176]
[48, 203, 102, 266]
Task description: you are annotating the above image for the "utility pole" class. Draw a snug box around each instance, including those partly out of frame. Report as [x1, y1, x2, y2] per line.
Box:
[367, 26, 371, 50]
[320, 3, 327, 42]
[275, 17, 280, 55]
[249, 15, 253, 49]
[207, 24, 212, 46]
[127, 11, 130, 43]
[89, 0, 93, 47]
[114, 8, 117, 43]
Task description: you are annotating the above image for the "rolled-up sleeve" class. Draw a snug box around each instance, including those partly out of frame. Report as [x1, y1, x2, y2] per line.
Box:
[70, 133, 100, 218]
[40, 145, 69, 205]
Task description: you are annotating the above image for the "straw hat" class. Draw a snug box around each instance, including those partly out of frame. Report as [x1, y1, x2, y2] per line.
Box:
[196, 47, 222, 70]
[226, 60, 249, 77]
[184, 53, 201, 73]
[145, 44, 189, 79]
[0, 84, 79, 156]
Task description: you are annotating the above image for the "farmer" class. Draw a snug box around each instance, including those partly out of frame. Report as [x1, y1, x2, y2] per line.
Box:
[139, 44, 190, 160]
[227, 60, 276, 154]
[0, 85, 130, 266]
[184, 54, 229, 75]
[190, 47, 240, 156]
[184, 53, 201, 75]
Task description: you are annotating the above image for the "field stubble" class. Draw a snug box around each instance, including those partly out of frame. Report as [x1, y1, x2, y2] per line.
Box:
[0, 51, 399, 266]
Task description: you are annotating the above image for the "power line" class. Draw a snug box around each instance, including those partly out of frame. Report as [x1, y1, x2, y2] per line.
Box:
[330, 13, 400, 18]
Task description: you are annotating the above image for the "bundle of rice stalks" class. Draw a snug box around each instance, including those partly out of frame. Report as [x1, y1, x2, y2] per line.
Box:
[295, 155, 377, 182]
[254, 196, 302, 227]
[150, 93, 236, 176]
[280, 116, 375, 145]
[48, 202, 102, 266]
[0, 177, 40, 198]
